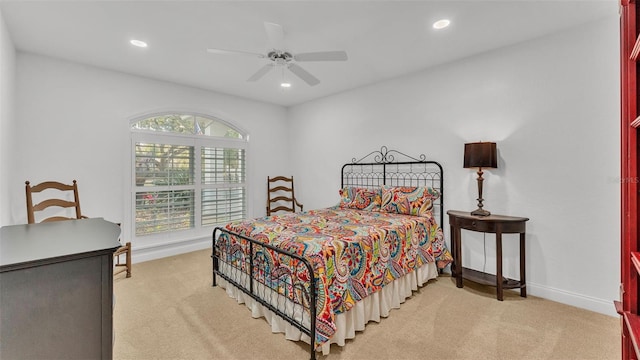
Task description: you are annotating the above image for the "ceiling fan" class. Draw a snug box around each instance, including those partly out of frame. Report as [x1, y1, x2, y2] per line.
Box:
[206, 22, 348, 87]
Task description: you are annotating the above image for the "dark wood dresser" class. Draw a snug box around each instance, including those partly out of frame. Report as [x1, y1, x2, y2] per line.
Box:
[0, 218, 122, 359]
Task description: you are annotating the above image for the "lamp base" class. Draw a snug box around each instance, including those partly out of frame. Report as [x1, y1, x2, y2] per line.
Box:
[471, 208, 491, 217]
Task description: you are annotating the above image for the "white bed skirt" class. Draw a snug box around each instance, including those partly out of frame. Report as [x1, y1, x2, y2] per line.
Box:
[217, 262, 439, 355]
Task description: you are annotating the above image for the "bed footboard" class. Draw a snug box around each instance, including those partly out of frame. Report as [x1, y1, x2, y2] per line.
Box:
[212, 227, 318, 360]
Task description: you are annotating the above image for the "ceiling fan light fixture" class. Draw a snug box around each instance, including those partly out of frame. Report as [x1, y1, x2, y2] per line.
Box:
[130, 39, 148, 48]
[433, 19, 451, 30]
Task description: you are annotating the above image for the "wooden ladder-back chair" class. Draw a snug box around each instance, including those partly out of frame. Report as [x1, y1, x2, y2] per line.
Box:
[25, 180, 85, 224]
[25, 180, 132, 278]
[112, 224, 132, 278]
[266, 176, 303, 216]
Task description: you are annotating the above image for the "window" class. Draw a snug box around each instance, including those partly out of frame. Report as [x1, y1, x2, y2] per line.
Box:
[131, 114, 247, 237]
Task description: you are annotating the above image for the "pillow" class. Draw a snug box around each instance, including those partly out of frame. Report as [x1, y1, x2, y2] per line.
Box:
[338, 187, 381, 211]
[380, 186, 439, 217]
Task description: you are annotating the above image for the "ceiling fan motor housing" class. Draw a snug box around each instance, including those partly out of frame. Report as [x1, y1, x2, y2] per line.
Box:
[268, 50, 293, 63]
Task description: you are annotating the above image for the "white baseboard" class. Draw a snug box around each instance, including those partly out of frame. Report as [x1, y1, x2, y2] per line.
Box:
[439, 268, 617, 317]
[131, 236, 211, 264]
[526, 282, 618, 317]
[130, 242, 619, 318]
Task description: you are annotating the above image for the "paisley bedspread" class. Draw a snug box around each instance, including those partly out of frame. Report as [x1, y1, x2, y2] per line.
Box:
[219, 207, 452, 348]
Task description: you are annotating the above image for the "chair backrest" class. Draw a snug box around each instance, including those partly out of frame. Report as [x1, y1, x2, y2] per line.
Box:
[25, 180, 83, 224]
[266, 176, 303, 216]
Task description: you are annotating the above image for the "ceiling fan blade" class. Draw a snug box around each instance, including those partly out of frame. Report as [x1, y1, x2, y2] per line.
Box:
[247, 64, 274, 82]
[207, 48, 265, 58]
[288, 63, 320, 86]
[264, 22, 285, 50]
[294, 51, 348, 62]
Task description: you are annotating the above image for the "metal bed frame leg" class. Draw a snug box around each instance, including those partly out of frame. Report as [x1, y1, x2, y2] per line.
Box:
[212, 229, 218, 287]
[212, 255, 217, 287]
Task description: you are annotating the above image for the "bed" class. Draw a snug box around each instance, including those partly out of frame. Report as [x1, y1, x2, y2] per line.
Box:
[211, 146, 452, 359]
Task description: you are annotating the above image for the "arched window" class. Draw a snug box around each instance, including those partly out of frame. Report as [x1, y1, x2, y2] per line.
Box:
[131, 113, 247, 237]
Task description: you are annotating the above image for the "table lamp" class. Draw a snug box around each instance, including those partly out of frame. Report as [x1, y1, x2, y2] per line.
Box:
[464, 142, 497, 216]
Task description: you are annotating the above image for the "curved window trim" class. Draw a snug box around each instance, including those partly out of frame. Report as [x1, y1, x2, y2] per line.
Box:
[130, 112, 247, 138]
[128, 110, 250, 138]
[124, 111, 250, 248]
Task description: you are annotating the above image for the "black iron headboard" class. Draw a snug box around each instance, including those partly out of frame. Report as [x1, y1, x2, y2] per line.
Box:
[341, 146, 444, 226]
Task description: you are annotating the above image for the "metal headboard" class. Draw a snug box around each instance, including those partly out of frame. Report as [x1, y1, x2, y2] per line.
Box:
[341, 146, 444, 226]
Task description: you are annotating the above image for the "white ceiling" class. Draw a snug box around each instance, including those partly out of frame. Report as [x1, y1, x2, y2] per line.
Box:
[0, 0, 618, 107]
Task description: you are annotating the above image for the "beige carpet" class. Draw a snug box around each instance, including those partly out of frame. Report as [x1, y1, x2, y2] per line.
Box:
[113, 249, 620, 360]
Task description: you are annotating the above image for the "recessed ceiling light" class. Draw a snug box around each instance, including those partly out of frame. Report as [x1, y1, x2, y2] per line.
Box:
[130, 39, 148, 48]
[433, 19, 451, 30]
[280, 82, 291, 88]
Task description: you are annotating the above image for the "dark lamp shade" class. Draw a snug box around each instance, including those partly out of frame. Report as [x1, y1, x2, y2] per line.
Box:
[464, 142, 497, 169]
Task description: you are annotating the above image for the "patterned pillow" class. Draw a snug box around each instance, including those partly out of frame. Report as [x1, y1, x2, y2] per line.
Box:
[380, 186, 439, 217]
[338, 187, 381, 211]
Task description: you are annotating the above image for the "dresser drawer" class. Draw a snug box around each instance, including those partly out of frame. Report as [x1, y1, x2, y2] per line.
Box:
[454, 217, 496, 232]
[451, 215, 526, 234]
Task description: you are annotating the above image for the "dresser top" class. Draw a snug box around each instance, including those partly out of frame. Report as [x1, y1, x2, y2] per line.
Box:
[0, 218, 122, 270]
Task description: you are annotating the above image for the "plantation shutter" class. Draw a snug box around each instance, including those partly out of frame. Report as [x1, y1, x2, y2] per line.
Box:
[131, 114, 247, 238]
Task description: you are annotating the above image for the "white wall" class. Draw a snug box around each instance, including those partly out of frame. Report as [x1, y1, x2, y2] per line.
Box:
[3, 10, 621, 316]
[12, 53, 289, 260]
[0, 8, 16, 226]
[288, 16, 620, 316]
